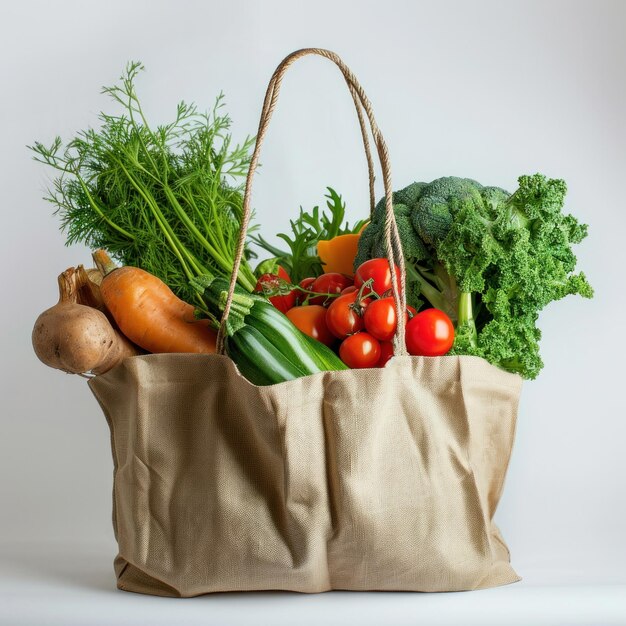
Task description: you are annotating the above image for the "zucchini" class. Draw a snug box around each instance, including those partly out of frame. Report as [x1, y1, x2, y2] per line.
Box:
[226, 325, 308, 386]
[300, 332, 347, 371]
[247, 300, 347, 375]
[195, 275, 347, 385]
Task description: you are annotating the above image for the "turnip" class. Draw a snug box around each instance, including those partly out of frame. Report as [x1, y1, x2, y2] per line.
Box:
[32, 267, 139, 375]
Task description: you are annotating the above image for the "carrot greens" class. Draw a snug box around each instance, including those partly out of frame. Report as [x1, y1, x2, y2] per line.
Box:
[30, 61, 257, 304]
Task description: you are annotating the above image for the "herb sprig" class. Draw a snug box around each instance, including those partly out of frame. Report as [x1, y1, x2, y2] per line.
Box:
[30, 61, 257, 303]
[251, 188, 367, 283]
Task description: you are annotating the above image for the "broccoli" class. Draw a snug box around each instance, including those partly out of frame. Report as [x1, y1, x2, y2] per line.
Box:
[355, 174, 593, 379]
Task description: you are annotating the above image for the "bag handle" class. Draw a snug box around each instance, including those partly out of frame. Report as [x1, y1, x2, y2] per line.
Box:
[217, 48, 407, 356]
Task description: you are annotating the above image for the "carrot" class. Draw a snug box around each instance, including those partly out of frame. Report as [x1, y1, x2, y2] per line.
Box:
[92, 249, 216, 354]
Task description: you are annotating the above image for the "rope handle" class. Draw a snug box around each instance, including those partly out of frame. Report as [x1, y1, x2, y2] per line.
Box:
[217, 48, 408, 356]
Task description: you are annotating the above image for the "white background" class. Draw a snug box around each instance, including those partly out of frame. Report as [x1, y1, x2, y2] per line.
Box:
[1, 0, 625, 624]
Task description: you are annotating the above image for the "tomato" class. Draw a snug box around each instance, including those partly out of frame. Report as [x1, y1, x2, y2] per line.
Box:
[309, 273, 353, 306]
[406, 304, 418, 318]
[255, 258, 291, 283]
[286, 305, 335, 346]
[339, 332, 381, 369]
[405, 308, 455, 357]
[254, 273, 297, 313]
[277, 266, 291, 282]
[341, 285, 358, 295]
[363, 297, 415, 341]
[296, 277, 316, 305]
[354, 258, 401, 297]
[325, 291, 370, 339]
[378, 340, 394, 367]
[363, 297, 397, 341]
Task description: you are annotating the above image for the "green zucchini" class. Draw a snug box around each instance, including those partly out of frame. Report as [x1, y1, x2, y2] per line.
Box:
[226, 325, 308, 386]
[300, 332, 347, 371]
[195, 274, 347, 385]
[247, 300, 347, 375]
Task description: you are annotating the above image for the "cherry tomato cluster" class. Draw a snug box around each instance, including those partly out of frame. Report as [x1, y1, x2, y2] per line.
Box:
[255, 258, 455, 369]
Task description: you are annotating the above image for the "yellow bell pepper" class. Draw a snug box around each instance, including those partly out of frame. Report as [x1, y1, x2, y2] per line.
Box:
[318, 231, 362, 277]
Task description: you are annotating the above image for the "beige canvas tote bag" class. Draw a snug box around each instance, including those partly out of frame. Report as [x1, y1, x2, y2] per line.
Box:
[89, 48, 522, 597]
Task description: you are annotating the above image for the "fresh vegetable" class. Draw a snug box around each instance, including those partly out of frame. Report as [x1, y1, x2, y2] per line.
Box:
[32, 267, 140, 375]
[339, 332, 381, 369]
[308, 273, 353, 306]
[354, 258, 401, 297]
[363, 296, 400, 342]
[317, 233, 361, 277]
[356, 175, 593, 378]
[254, 273, 297, 313]
[193, 275, 347, 385]
[286, 305, 335, 346]
[325, 291, 370, 339]
[30, 62, 257, 305]
[254, 258, 291, 282]
[93, 249, 217, 354]
[225, 325, 310, 386]
[251, 188, 367, 283]
[405, 309, 455, 357]
[377, 341, 394, 367]
[296, 277, 316, 305]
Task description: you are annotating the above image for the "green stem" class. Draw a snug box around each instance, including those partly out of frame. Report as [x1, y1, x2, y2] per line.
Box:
[414, 270, 448, 312]
[164, 185, 257, 291]
[115, 159, 202, 278]
[182, 187, 215, 245]
[458, 292, 478, 348]
[76, 177, 136, 241]
[163, 185, 226, 261]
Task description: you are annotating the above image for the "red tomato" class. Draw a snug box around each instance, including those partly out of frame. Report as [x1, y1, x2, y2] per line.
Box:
[405, 308, 455, 356]
[363, 297, 414, 341]
[254, 273, 297, 313]
[363, 297, 397, 341]
[277, 266, 291, 282]
[378, 340, 395, 367]
[296, 277, 316, 305]
[286, 305, 335, 346]
[406, 305, 418, 318]
[309, 273, 353, 306]
[339, 332, 381, 369]
[326, 291, 370, 339]
[354, 258, 401, 297]
[341, 285, 358, 295]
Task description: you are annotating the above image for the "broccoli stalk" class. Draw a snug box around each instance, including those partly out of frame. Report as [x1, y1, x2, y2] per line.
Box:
[457, 292, 478, 349]
[411, 261, 458, 322]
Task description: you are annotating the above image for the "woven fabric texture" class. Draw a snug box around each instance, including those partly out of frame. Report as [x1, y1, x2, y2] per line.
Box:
[89, 354, 522, 596]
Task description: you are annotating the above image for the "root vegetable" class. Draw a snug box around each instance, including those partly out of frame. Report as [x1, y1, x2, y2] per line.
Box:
[92, 249, 217, 354]
[32, 268, 140, 375]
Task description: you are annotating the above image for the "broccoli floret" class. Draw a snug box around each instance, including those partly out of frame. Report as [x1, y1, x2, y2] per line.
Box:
[393, 182, 427, 208]
[356, 192, 431, 310]
[355, 173, 593, 379]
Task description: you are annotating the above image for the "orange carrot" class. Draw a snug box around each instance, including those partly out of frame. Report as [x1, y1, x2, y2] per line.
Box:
[92, 250, 216, 354]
